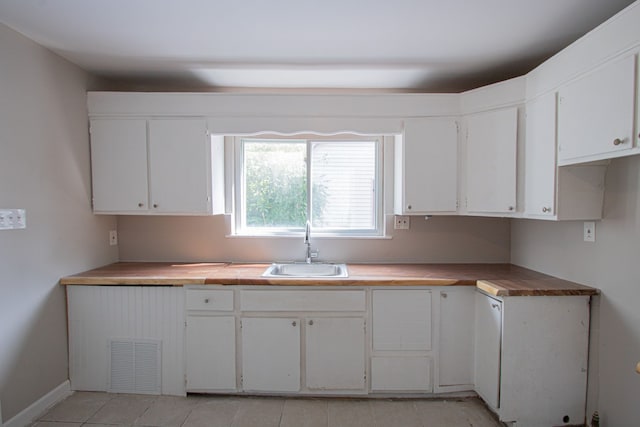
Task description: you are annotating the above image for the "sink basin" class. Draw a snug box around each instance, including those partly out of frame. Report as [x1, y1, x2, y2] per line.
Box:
[262, 263, 348, 278]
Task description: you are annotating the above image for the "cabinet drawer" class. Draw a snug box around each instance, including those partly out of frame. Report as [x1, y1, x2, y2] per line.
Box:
[371, 356, 432, 391]
[240, 290, 365, 312]
[186, 289, 234, 311]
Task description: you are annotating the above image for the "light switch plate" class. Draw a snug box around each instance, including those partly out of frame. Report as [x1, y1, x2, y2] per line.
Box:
[0, 209, 26, 230]
[584, 221, 595, 242]
[109, 230, 118, 246]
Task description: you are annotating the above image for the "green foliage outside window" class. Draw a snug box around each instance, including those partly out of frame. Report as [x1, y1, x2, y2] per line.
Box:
[243, 142, 307, 228]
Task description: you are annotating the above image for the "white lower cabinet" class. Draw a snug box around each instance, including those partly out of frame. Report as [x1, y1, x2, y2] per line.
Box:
[371, 289, 433, 392]
[305, 317, 366, 390]
[241, 317, 301, 392]
[437, 288, 475, 391]
[238, 289, 366, 394]
[68, 283, 590, 422]
[474, 292, 502, 410]
[372, 289, 431, 351]
[67, 286, 186, 395]
[474, 288, 590, 427]
[185, 316, 236, 391]
[184, 288, 236, 392]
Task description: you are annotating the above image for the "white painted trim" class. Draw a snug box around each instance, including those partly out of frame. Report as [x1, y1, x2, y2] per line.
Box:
[459, 76, 526, 115]
[87, 92, 460, 118]
[4, 381, 71, 427]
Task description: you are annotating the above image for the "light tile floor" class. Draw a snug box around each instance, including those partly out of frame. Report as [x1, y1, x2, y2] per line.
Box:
[32, 392, 504, 427]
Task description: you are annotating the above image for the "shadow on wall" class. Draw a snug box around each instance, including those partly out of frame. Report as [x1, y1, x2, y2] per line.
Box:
[0, 283, 68, 421]
[115, 214, 512, 264]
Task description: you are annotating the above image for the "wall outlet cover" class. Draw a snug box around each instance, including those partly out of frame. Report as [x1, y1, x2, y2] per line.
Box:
[583, 222, 596, 242]
[394, 215, 410, 230]
[109, 230, 118, 246]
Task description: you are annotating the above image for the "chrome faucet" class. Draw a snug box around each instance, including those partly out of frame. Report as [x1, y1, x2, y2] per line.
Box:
[304, 220, 312, 264]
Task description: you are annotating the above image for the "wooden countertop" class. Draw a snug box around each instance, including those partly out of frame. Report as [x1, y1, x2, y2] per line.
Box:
[59, 262, 598, 297]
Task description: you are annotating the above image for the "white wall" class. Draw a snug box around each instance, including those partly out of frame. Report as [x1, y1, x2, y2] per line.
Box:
[511, 155, 640, 426]
[0, 24, 118, 422]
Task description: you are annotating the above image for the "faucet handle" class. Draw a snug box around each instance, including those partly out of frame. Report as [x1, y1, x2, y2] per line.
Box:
[310, 250, 319, 259]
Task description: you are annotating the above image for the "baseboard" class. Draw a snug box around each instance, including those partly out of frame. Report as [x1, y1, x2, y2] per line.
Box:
[4, 380, 72, 427]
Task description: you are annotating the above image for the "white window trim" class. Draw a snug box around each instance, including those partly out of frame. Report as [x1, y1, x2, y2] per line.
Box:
[232, 134, 385, 237]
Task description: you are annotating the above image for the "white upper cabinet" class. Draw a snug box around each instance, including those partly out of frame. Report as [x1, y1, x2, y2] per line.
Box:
[524, 93, 557, 217]
[557, 54, 637, 165]
[91, 119, 149, 212]
[148, 119, 212, 214]
[90, 118, 224, 215]
[394, 118, 458, 214]
[524, 93, 607, 220]
[465, 107, 518, 214]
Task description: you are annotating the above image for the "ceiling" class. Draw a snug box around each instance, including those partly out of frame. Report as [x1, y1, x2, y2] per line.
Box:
[0, 0, 636, 92]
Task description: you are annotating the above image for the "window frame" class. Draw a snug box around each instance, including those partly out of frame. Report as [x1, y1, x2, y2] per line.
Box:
[233, 134, 384, 237]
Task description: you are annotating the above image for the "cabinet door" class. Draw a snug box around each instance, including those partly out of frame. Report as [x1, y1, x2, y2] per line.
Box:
[148, 119, 211, 214]
[558, 55, 635, 164]
[305, 317, 365, 390]
[466, 107, 518, 213]
[90, 119, 149, 212]
[524, 93, 557, 217]
[241, 317, 300, 392]
[185, 316, 236, 391]
[474, 292, 502, 410]
[372, 290, 431, 351]
[396, 118, 458, 214]
[500, 296, 589, 426]
[438, 289, 474, 388]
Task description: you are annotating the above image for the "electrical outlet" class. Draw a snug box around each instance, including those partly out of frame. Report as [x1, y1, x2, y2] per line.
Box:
[394, 215, 410, 230]
[109, 230, 118, 246]
[584, 222, 595, 242]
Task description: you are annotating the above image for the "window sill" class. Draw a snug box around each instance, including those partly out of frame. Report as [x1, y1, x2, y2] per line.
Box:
[226, 233, 392, 240]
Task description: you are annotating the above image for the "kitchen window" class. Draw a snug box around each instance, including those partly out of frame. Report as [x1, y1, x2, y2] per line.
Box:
[233, 135, 383, 236]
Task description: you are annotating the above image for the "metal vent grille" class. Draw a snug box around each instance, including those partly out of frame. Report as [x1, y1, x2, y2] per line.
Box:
[109, 339, 161, 394]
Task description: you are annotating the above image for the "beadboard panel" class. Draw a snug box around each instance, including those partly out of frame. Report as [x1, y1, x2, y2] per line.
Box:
[67, 286, 185, 395]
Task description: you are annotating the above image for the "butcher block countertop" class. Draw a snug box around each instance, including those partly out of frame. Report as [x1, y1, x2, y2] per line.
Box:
[59, 262, 598, 297]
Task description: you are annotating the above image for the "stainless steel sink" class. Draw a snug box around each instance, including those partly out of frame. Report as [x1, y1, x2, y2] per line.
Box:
[262, 263, 348, 278]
